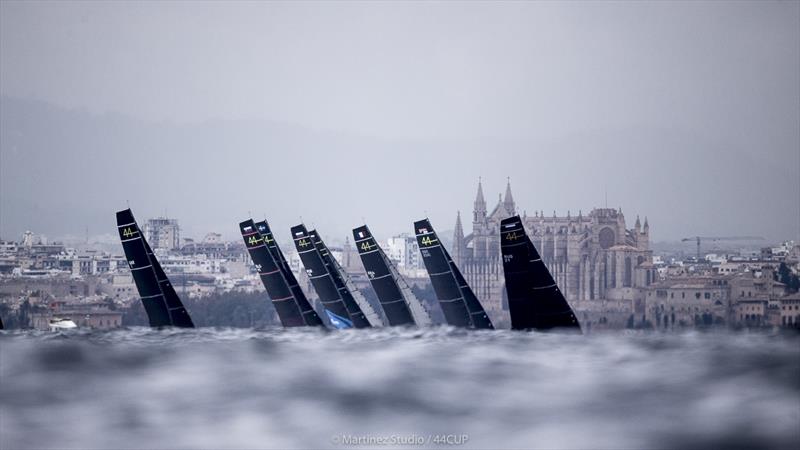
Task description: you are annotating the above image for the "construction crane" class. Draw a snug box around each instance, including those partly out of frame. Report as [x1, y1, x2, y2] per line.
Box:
[681, 236, 765, 261]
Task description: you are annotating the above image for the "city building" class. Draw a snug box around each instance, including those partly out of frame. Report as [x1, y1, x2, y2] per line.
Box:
[452, 179, 655, 326]
[644, 277, 731, 329]
[385, 234, 421, 270]
[144, 217, 180, 250]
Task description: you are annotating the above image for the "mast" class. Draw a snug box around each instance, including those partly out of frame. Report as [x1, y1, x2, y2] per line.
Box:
[312, 232, 383, 327]
[414, 218, 493, 328]
[239, 220, 323, 327]
[253, 220, 323, 327]
[116, 208, 194, 327]
[291, 224, 368, 329]
[352, 225, 418, 326]
[500, 215, 580, 331]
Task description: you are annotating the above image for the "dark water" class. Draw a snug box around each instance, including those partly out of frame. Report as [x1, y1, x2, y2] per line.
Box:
[1, 327, 798, 450]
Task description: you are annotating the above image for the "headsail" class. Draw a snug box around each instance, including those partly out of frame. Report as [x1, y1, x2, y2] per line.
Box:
[291, 224, 370, 329]
[116, 208, 194, 328]
[253, 220, 324, 327]
[414, 218, 492, 328]
[500, 215, 580, 331]
[352, 225, 419, 326]
[312, 232, 384, 327]
[240, 219, 323, 327]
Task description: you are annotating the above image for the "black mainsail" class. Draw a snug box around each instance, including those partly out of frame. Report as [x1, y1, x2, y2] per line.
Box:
[352, 225, 427, 326]
[116, 208, 194, 327]
[500, 215, 581, 330]
[239, 219, 323, 327]
[142, 237, 195, 327]
[254, 220, 323, 327]
[382, 246, 433, 326]
[312, 231, 383, 327]
[414, 219, 493, 329]
[291, 224, 369, 329]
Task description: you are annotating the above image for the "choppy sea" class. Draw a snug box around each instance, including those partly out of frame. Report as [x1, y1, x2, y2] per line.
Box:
[1, 327, 798, 449]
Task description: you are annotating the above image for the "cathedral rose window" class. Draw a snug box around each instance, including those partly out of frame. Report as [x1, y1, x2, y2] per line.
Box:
[599, 227, 615, 249]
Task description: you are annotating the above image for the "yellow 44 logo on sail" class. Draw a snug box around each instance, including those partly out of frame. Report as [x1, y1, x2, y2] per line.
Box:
[420, 236, 438, 246]
[122, 227, 136, 238]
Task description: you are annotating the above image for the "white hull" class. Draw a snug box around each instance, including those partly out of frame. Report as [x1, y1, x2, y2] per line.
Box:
[49, 319, 77, 331]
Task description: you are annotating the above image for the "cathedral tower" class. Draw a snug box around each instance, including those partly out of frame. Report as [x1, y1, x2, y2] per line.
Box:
[503, 178, 515, 215]
[473, 179, 486, 224]
[452, 211, 465, 265]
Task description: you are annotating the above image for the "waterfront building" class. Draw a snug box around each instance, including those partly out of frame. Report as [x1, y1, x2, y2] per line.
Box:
[452, 179, 655, 326]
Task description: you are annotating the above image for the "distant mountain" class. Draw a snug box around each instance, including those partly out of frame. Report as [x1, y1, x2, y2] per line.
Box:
[2, 96, 797, 244]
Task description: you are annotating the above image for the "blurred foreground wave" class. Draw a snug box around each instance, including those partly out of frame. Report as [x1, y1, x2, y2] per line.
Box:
[1, 327, 798, 449]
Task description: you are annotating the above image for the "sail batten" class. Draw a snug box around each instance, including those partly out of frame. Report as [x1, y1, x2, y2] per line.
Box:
[352, 225, 419, 326]
[414, 218, 492, 329]
[500, 216, 581, 331]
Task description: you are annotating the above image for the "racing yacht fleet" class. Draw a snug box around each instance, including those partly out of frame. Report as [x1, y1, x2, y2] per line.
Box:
[116, 207, 581, 332]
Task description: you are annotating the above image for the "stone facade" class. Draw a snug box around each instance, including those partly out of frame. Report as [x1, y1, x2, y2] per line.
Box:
[452, 180, 656, 327]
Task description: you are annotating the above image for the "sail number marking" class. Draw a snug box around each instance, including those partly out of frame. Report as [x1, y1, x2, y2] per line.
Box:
[122, 227, 136, 238]
[420, 236, 438, 246]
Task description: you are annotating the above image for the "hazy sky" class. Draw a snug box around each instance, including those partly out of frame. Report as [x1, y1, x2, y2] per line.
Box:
[1, 1, 798, 244]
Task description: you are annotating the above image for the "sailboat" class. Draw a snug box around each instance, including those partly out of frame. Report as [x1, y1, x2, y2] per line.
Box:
[414, 219, 493, 329]
[352, 225, 432, 326]
[291, 224, 370, 329]
[239, 219, 324, 327]
[116, 208, 194, 328]
[311, 232, 383, 327]
[500, 215, 581, 331]
[254, 220, 325, 327]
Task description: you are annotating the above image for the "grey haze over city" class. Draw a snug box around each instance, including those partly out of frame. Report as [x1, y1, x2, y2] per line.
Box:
[1, 1, 798, 245]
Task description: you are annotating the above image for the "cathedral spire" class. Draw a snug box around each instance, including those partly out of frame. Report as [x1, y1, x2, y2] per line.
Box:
[503, 177, 515, 215]
[453, 210, 465, 265]
[635, 215, 641, 232]
[473, 178, 486, 222]
[643, 216, 649, 233]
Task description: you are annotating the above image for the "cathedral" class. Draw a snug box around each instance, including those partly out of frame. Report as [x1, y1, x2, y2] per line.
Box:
[452, 180, 656, 327]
